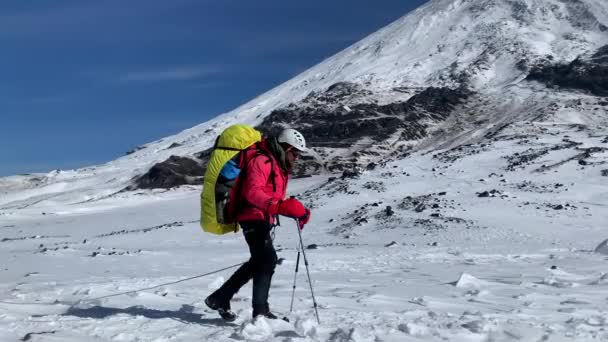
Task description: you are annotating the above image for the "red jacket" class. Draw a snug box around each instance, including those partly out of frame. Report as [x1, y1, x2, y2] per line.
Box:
[229, 139, 288, 225]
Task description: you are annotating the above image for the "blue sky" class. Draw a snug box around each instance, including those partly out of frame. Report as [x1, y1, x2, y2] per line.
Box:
[0, 0, 426, 176]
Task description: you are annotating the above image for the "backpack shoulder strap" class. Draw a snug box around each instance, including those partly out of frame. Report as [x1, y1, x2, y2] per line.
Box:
[231, 142, 278, 212]
[213, 135, 246, 152]
[251, 142, 277, 193]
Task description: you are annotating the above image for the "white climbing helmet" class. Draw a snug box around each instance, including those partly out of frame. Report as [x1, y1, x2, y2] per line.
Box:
[277, 128, 307, 152]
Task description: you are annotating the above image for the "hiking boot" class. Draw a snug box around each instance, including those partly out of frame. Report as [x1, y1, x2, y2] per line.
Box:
[254, 311, 290, 322]
[253, 307, 287, 320]
[205, 296, 237, 322]
[259, 311, 279, 319]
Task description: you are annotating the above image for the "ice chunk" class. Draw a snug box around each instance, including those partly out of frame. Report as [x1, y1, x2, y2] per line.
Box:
[207, 276, 225, 290]
[594, 239, 608, 255]
[455, 273, 484, 288]
[295, 317, 318, 338]
[240, 317, 273, 341]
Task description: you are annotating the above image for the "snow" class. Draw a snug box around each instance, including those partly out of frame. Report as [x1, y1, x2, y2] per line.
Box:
[239, 317, 274, 341]
[2, 0, 608, 340]
[294, 317, 318, 337]
[1, 120, 608, 341]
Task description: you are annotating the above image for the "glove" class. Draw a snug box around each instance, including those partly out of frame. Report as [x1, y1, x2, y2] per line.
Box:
[278, 198, 306, 219]
[300, 208, 311, 226]
[296, 208, 311, 230]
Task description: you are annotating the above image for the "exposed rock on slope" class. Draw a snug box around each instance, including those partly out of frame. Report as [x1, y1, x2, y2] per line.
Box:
[132, 156, 203, 189]
[527, 45, 608, 96]
[257, 85, 472, 173]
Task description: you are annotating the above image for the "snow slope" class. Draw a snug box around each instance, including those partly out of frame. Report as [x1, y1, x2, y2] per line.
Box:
[1, 0, 606, 206]
[1, 0, 608, 340]
[1, 121, 607, 341]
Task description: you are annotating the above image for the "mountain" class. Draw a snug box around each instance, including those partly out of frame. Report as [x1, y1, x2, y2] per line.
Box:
[3, 0, 607, 205]
[2, 1, 608, 340]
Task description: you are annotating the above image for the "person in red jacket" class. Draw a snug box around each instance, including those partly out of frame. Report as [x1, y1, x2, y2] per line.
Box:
[205, 128, 311, 321]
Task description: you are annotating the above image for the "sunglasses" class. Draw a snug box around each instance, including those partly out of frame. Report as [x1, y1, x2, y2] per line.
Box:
[286, 147, 300, 157]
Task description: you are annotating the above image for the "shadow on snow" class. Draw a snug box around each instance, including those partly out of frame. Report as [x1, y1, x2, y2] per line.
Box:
[63, 304, 234, 326]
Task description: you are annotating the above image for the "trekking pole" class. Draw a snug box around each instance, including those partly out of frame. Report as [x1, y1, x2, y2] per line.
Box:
[289, 240, 301, 312]
[294, 219, 321, 324]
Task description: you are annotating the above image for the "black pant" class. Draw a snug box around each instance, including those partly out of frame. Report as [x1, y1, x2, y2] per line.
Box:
[210, 221, 277, 315]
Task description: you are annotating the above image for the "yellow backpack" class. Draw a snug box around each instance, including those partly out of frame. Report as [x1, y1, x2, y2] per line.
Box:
[200, 124, 262, 234]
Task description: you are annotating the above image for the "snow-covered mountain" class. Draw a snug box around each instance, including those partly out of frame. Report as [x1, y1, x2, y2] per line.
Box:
[1, 1, 608, 340]
[2, 0, 607, 204]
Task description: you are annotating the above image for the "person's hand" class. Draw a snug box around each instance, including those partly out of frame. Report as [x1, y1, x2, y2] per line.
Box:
[278, 198, 306, 218]
[299, 208, 311, 227]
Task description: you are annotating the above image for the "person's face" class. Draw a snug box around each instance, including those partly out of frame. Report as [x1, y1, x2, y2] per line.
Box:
[285, 146, 299, 168]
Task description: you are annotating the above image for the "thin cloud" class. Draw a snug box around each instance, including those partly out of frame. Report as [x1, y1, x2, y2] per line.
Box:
[0, 0, 199, 37]
[119, 66, 222, 83]
[191, 81, 229, 89]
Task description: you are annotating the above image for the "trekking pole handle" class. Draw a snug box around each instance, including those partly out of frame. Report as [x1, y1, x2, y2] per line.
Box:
[288, 196, 309, 229]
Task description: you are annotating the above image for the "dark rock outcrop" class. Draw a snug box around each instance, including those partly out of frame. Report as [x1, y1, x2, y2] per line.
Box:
[560, 0, 608, 32]
[341, 168, 362, 179]
[303, 81, 373, 105]
[257, 84, 471, 173]
[477, 189, 503, 198]
[128, 82, 474, 190]
[126, 146, 145, 155]
[593, 45, 608, 63]
[258, 85, 471, 145]
[526, 45, 608, 96]
[133, 156, 204, 189]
